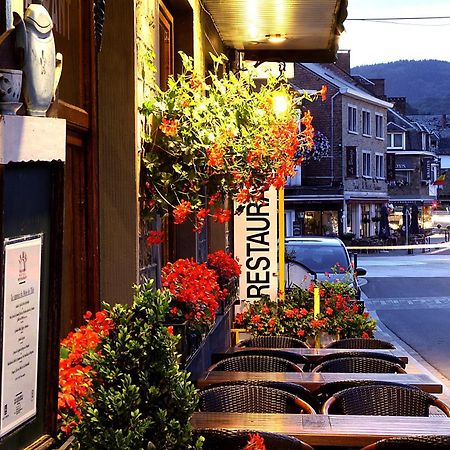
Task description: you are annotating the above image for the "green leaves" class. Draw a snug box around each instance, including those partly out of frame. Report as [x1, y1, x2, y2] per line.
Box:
[72, 280, 201, 449]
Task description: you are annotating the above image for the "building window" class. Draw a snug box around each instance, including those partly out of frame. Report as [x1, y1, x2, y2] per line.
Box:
[362, 151, 371, 177]
[362, 110, 371, 136]
[375, 114, 384, 139]
[348, 105, 357, 133]
[388, 132, 405, 149]
[375, 153, 384, 178]
[421, 133, 428, 150]
[287, 166, 302, 186]
[395, 171, 411, 186]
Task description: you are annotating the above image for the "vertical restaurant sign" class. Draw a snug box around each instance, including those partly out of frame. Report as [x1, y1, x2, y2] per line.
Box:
[234, 187, 278, 303]
[1, 235, 42, 437]
[345, 146, 357, 178]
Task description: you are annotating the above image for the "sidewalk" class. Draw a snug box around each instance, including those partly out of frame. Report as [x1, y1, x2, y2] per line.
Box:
[364, 293, 450, 414]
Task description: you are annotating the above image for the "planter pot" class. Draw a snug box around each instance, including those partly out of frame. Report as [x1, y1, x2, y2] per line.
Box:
[166, 321, 189, 361]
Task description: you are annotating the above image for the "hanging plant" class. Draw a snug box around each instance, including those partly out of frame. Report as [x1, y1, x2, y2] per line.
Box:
[140, 52, 325, 232]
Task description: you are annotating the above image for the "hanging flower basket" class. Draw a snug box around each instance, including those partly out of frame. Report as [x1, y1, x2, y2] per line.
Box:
[140, 52, 326, 231]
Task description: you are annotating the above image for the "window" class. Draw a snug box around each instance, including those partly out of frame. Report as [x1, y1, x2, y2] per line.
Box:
[388, 133, 405, 149]
[375, 114, 384, 139]
[362, 151, 371, 177]
[348, 105, 357, 133]
[375, 153, 384, 178]
[362, 110, 371, 136]
[421, 133, 427, 150]
[287, 166, 302, 186]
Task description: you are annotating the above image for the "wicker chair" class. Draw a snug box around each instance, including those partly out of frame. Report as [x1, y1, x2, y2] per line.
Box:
[195, 429, 314, 450]
[312, 356, 406, 374]
[315, 380, 410, 408]
[229, 348, 308, 365]
[308, 350, 406, 371]
[362, 435, 450, 449]
[326, 338, 395, 350]
[236, 336, 309, 348]
[322, 384, 450, 416]
[199, 384, 316, 414]
[207, 355, 303, 373]
[201, 380, 319, 412]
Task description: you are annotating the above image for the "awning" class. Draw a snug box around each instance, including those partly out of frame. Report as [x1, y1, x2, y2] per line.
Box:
[202, 0, 348, 62]
[395, 157, 415, 171]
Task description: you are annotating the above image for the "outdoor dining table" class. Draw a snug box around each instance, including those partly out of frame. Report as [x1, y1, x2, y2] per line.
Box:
[197, 371, 442, 394]
[223, 347, 409, 364]
[191, 412, 450, 447]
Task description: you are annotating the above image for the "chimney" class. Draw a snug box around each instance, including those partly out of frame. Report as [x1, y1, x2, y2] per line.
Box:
[442, 114, 447, 128]
[335, 50, 351, 74]
[387, 97, 407, 115]
[369, 79, 386, 99]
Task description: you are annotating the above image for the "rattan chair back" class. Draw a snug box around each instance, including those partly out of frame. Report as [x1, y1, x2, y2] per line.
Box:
[322, 384, 447, 416]
[230, 348, 308, 365]
[309, 350, 406, 370]
[312, 356, 406, 374]
[200, 380, 319, 412]
[362, 435, 450, 449]
[315, 380, 410, 407]
[237, 336, 309, 348]
[198, 384, 315, 414]
[195, 429, 314, 449]
[326, 338, 395, 349]
[207, 355, 303, 372]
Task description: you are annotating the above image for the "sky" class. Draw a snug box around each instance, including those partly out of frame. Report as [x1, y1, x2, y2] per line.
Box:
[340, 0, 450, 67]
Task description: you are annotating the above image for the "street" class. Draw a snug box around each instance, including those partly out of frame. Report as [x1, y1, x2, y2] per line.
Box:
[359, 251, 450, 379]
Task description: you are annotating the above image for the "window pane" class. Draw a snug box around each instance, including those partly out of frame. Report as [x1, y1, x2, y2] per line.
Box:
[393, 134, 403, 147]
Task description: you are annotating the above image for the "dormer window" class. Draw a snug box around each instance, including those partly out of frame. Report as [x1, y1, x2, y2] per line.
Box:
[388, 132, 405, 149]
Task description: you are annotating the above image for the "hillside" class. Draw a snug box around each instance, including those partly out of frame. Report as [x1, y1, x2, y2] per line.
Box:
[352, 60, 450, 114]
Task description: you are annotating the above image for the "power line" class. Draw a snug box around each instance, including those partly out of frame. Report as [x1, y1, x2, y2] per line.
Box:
[347, 16, 450, 21]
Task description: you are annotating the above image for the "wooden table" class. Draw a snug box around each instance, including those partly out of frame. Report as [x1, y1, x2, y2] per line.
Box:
[197, 371, 442, 393]
[225, 347, 409, 364]
[191, 412, 450, 447]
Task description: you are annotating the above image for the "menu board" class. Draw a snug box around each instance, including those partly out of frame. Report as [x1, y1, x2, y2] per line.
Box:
[1, 235, 42, 437]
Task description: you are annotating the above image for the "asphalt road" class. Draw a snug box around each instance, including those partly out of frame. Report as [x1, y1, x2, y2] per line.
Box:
[359, 253, 450, 379]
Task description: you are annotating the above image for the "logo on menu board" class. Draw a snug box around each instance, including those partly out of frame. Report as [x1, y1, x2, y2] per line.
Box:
[18, 251, 27, 283]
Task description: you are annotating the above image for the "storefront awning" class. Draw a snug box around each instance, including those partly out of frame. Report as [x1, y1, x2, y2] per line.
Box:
[202, 0, 348, 62]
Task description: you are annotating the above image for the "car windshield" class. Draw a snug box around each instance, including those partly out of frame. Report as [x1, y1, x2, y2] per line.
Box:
[286, 242, 350, 273]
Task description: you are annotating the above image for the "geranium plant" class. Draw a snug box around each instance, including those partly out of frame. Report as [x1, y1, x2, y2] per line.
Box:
[58, 310, 113, 439]
[141, 52, 325, 231]
[235, 278, 376, 342]
[162, 258, 223, 328]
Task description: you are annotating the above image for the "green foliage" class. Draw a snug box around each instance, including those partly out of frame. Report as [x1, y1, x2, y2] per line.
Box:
[72, 280, 202, 450]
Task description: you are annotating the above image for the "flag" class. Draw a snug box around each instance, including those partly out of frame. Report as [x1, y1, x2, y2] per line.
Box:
[433, 173, 446, 186]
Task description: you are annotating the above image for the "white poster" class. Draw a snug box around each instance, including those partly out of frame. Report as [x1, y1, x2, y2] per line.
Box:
[234, 187, 278, 303]
[1, 235, 42, 436]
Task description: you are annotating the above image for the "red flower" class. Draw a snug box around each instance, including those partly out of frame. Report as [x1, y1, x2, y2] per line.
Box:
[173, 200, 192, 224]
[211, 207, 232, 223]
[361, 331, 370, 339]
[319, 84, 328, 102]
[166, 326, 174, 335]
[244, 433, 266, 450]
[297, 329, 305, 337]
[146, 230, 165, 246]
[207, 250, 241, 282]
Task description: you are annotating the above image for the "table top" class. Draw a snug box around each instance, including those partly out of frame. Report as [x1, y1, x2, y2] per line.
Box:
[226, 347, 409, 363]
[197, 371, 442, 393]
[191, 412, 450, 447]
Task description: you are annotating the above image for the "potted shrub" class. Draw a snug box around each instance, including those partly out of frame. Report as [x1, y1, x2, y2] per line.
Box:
[58, 280, 202, 449]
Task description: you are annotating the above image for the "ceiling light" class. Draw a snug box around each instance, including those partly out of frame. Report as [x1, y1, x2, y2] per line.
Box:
[266, 34, 287, 44]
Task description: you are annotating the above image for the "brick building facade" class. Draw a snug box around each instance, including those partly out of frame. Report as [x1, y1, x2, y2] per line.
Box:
[286, 58, 392, 239]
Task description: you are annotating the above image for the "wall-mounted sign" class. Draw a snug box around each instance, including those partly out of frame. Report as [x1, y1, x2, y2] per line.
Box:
[1, 235, 42, 437]
[422, 158, 432, 181]
[234, 187, 278, 302]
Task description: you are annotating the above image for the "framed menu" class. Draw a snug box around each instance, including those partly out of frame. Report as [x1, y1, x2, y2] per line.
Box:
[1, 235, 42, 437]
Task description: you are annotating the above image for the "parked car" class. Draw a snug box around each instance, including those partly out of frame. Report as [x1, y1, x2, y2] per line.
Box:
[285, 236, 367, 299]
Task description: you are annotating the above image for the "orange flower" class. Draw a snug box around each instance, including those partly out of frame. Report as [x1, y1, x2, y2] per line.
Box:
[173, 200, 192, 224]
[146, 230, 165, 246]
[244, 433, 266, 450]
[159, 117, 180, 137]
[211, 208, 231, 224]
[319, 84, 328, 101]
[206, 144, 225, 169]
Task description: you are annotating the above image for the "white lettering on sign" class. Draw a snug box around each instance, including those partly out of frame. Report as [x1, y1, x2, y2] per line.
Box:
[234, 187, 278, 303]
